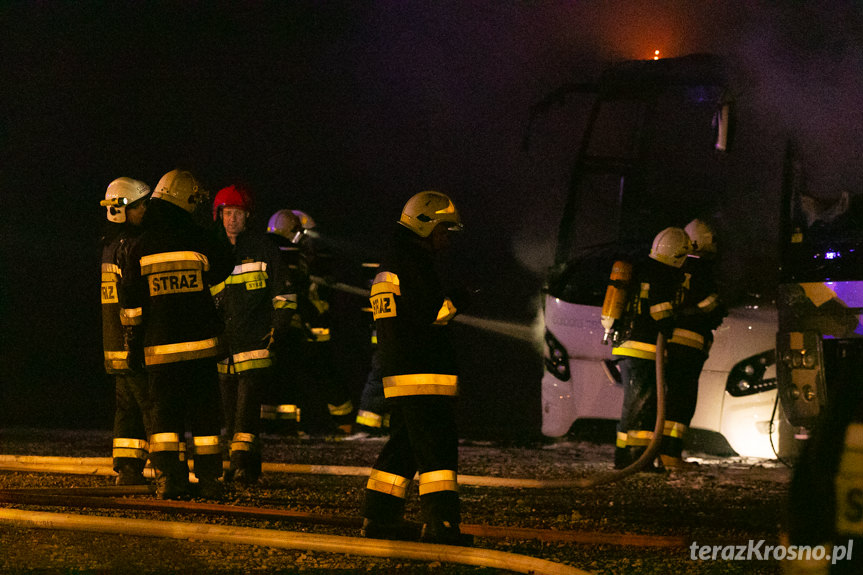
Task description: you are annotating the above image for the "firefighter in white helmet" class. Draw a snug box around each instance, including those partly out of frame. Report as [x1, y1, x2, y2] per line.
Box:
[209, 186, 295, 487]
[611, 226, 690, 470]
[120, 169, 233, 499]
[259, 209, 305, 436]
[361, 191, 472, 545]
[99, 177, 152, 485]
[660, 219, 727, 469]
[270, 209, 358, 437]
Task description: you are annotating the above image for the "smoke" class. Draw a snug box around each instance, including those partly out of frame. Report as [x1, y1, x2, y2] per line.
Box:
[737, 2, 863, 196]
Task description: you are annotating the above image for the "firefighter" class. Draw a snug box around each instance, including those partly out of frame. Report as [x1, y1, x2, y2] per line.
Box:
[120, 169, 233, 500]
[349, 261, 391, 439]
[210, 185, 294, 485]
[100, 177, 152, 485]
[261, 208, 305, 436]
[660, 219, 727, 469]
[283, 210, 357, 437]
[361, 191, 472, 546]
[612, 227, 690, 470]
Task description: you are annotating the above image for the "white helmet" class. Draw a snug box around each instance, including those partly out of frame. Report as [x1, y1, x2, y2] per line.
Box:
[649, 227, 692, 268]
[101, 177, 150, 223]
[151, 169, 207, 213]
[267, 209, 304, 244]
[684, 219, 717, 256]
[398, 191, 463, 238]
[291, 210, 316, 230]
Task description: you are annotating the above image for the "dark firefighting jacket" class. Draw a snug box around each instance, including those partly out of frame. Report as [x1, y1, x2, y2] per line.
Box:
[669, 256, 727, 353]
[120, 200, 233, 367]
[370, 226, 459, 398]
[612, 256, 684, 361]
[284, 239, 334, 343]
[209, 230, 295, 373]
[100, 226, 142, 374]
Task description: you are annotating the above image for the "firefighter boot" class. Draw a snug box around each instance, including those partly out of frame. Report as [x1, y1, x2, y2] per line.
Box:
[613, 447, 630, 470]
[195, 453, 225, 499]
[419, 520, 474, 547]
[361, 494, 419, 540]
[230, 450, 262, 487]
[151, 453, 190, 500]
[660, 454, 701, 471]
[627, 446, 665, 473]
[114, 457, 148, 486]
[361, 518, 422, 541]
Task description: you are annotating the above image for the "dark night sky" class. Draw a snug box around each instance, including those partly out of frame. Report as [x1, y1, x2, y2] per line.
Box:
[2, 2, 862, 430]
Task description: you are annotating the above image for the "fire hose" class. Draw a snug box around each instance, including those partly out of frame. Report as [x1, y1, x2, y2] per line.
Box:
[0, 507, 590, 575]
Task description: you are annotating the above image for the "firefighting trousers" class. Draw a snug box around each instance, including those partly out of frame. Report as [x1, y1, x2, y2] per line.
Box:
[617, 356, 658, 457]
[112, 371, 151, 471]
[356, 348, 388, 432]
[362, 395, 459, 526]
[147, 358, 223, 481]
[219, 368, 265, 477]
[261, 331, 302, 430]
[661, 343, 707, 459]
[306, 339, 354, 429]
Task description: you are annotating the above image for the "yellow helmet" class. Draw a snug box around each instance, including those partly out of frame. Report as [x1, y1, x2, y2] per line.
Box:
[684, 219, 717, 256]
[649, 227, 692, 268]
[151, 169, 207, 213]
[267, 209, 304, 244]
[398, 191, 463, 238]
[101, 177, 150, 223]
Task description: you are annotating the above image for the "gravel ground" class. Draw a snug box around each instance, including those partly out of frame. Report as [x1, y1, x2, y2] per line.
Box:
[0, 428, 790, 574]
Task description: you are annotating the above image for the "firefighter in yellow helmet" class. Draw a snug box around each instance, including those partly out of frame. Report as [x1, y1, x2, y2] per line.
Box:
[660, 219, 727, 469]
[361, 191, 472, 545]
[612, 226, 690, 470]
[120, 169, 233, 499]
[99, 177, 152, 485]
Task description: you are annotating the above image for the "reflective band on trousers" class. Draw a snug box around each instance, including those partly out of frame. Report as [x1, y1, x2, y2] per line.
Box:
[112, 437, 149, 460]
[382, 373, 458, 398]
[144, 337, 221, 365]
[261, 404, 300, 421]
[328, 400, 353, 416]
[663, 420, 688, 438]
[366, 469, 411, 499]
[356, 410, 383, 428]
[231, 432, 257, 453]
[193, 435, 222, 455]
[418, 469, 458, 495]
[627, 430, 655, 446]
[113, 438, 149, 450]
[150, 432, 181, 453]
[612, 340, 657, 360]
[670, 328, 705, 350]
[616, 431, 627, 448]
